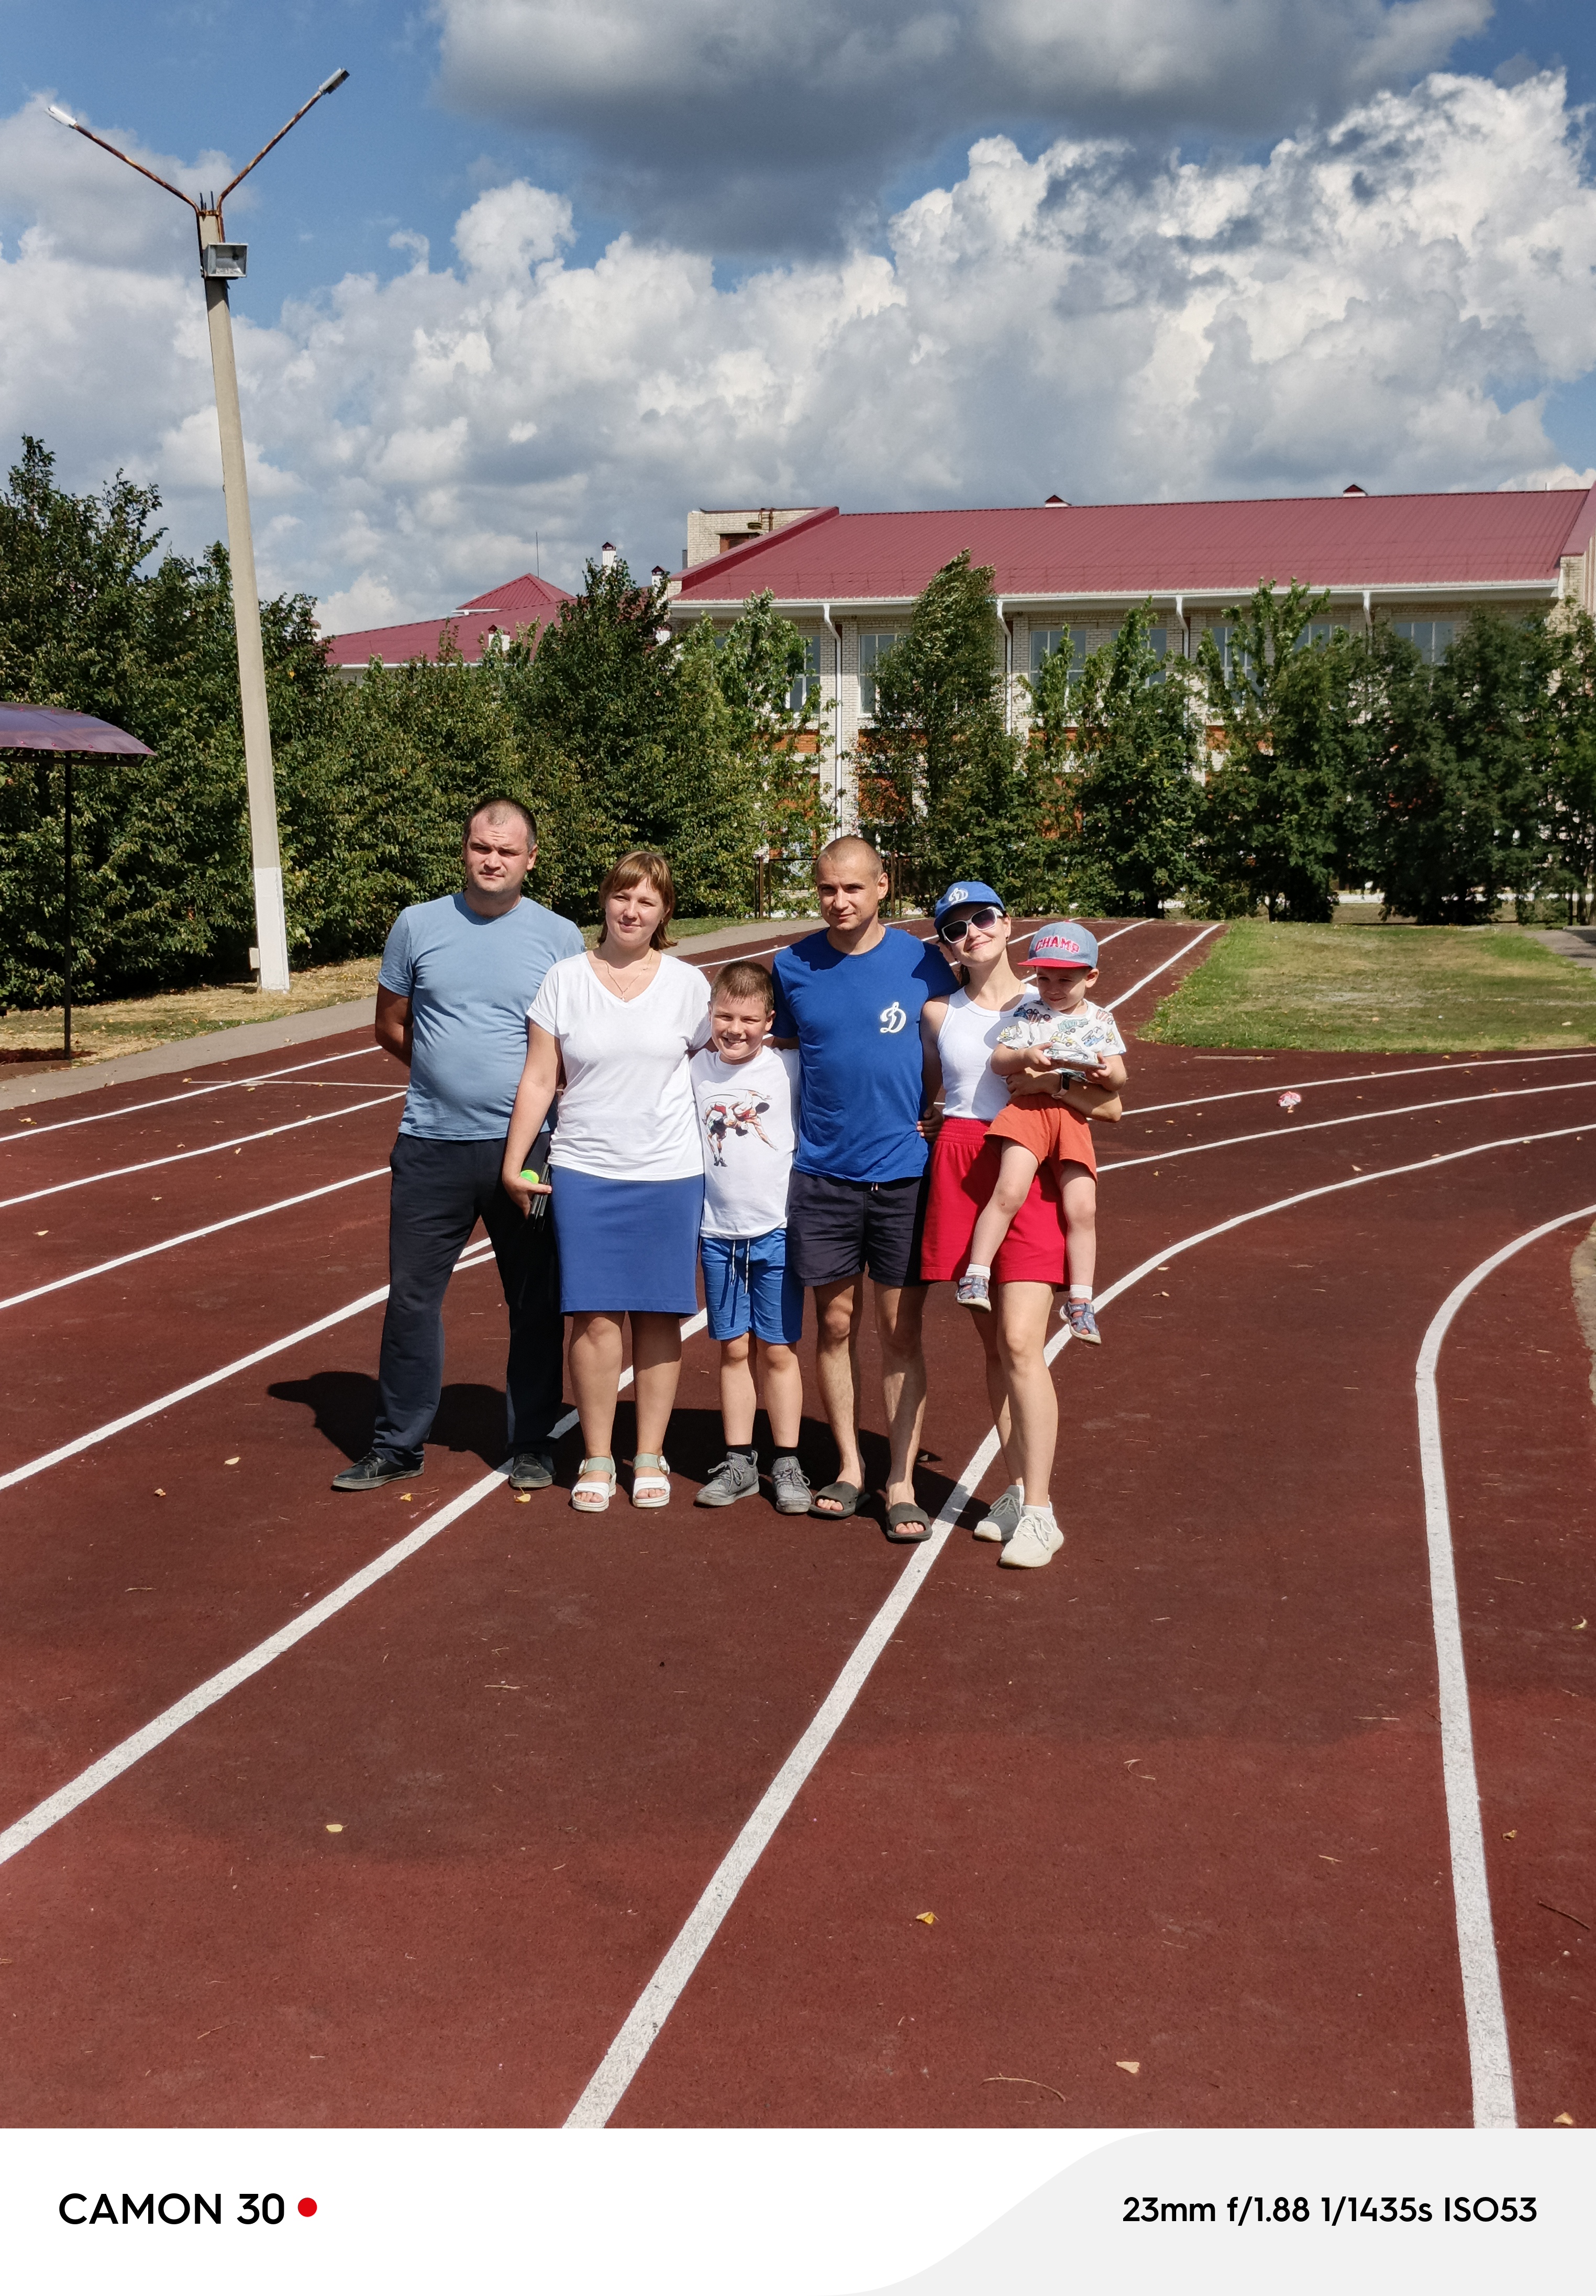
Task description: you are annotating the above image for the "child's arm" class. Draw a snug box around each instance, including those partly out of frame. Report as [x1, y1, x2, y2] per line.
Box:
[1057, 1051, 1127, 1122]
[991, 1040, 1056, 1078]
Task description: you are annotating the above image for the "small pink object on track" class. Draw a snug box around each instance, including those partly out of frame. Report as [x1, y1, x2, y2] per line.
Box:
[1278, 1091, 1303, 1111]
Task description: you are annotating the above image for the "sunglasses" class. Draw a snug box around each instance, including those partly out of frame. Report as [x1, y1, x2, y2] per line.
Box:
[938, 905, 1003, 941]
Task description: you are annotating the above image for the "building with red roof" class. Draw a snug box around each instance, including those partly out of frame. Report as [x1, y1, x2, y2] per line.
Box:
[670, 487, 1596, 813]
[323, 571, 571, 682]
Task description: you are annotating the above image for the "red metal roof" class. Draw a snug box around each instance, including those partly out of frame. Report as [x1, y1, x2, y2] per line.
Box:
[323, 570, 571, 669]
[674, 491, 1596, 603]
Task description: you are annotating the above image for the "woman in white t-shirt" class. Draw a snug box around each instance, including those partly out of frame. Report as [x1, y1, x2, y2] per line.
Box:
[502, 850, 711, 1513]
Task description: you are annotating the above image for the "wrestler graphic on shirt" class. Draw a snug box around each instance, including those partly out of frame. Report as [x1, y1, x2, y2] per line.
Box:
[703, 1095, 775, 1165]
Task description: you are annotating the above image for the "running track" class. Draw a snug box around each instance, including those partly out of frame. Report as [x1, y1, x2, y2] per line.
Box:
[0, 919, 1591, 2131]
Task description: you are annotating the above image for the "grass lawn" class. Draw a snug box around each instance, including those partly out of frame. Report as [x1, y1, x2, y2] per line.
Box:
[0, 914, 778, 1068]
[1142, 920, 1596, 1053]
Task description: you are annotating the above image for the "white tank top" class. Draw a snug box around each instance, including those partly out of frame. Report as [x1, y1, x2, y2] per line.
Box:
[936, 989, 1024, 1122]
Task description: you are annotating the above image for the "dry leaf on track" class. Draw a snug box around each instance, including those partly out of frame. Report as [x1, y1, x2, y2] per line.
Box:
[1116, 2060, 1140, 2074]
[915, 1911, 937, 1925]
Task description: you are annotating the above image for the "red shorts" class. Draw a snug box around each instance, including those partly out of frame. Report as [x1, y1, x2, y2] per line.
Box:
[918, 1117, 1068, 1285]
[985, 1096, 1097, 1177]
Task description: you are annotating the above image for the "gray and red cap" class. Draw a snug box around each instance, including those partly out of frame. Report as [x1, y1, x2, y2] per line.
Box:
[1027, 923, 1099, 969]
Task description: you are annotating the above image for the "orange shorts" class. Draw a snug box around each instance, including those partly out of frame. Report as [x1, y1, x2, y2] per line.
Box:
[985, 1096, 1097, 1178]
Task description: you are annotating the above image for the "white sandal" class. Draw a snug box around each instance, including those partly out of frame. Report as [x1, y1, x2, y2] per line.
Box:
[570, 1455, 617, 1511]
[630, 1451, 671, 1508]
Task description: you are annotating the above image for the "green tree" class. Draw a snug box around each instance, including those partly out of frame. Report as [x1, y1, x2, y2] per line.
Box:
[1193, 580, 1351, 922]
[1356, 610, 1555, 924]
[1546, 608, 1596, 922]
[1071, 603, 1203, 915]
[712, 588, 832, 898]
[857, 549, 1036, 901]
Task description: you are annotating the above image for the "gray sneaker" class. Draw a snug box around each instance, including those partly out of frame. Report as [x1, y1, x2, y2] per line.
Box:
[507, 1449, 554, 1491]
[696, 1454, 761, 1507]
[771, 1455, 813, 1514]
[972, 1483, 1024, 1543]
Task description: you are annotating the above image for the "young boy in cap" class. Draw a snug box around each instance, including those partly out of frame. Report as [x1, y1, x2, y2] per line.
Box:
[956, 924, 1126, 1341]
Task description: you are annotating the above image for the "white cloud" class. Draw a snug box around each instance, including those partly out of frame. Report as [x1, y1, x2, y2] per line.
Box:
[2, 72, 1594, 629]
[433, 0, 1493, 248]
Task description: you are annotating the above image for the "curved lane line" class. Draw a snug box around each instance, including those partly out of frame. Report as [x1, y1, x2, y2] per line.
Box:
[559, 1119, 1590, 2127]
[0, 1313, 708, 1872]
[1132, 1047, 1596, 1121]
[0, 1166, 391, 1316]
[0, 1237, 491, 1494]
[0, 1094, 406, 1210]
[1104, 924, 1222, 1012]
[1100, 1077, 1596, 1174]
[1412, 1205, 1596, 2129]
[0, 1045, 389, 1140]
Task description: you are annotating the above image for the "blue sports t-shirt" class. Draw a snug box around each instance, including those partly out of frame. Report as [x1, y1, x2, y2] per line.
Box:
[378, 893, 584, 1139]
[772, 928, 958, 1183]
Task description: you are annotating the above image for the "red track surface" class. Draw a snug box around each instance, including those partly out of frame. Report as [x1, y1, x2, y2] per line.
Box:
[1, 920, 1591, 2131]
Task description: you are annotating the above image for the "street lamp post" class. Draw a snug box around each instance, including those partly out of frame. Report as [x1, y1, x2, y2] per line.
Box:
[49, 70, 349, 996]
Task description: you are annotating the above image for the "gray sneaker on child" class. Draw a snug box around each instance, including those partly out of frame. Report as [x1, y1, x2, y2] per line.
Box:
[771, 1456, 813, 1514]
[696, 1454, 762, 1507]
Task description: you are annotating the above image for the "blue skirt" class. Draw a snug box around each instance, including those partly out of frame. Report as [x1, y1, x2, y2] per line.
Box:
[551, 1167, 705, 1315]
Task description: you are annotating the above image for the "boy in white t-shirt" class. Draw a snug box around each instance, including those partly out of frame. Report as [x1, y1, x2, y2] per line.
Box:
[690, 961, 810, 1513]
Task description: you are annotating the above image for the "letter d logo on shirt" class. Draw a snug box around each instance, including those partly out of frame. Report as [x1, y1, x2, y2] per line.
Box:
[879, 1000, 906, 1035]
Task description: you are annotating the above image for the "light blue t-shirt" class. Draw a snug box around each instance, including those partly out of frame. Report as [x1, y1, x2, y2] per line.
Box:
[772, 927, 957, 1183]
[378, 892, 584, 1140]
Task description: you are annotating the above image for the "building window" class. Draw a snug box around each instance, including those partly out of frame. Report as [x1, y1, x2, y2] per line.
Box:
[859, 630, 901, 716]
[1029, 626, 1088, 682]
[788, 637, 821, 711]
[1391, 619, 1457, 665]
[1293, 619, 1339, 651]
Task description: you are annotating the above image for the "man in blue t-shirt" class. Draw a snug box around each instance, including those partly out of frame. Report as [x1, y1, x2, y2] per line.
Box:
[332, 799, 583, 1495]
[771, 836, 957, 1539]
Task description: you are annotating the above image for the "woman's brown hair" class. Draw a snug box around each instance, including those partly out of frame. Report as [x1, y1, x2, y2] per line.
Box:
[597, 849, 676, 951]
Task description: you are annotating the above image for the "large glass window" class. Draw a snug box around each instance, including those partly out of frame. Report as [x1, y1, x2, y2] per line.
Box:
[1293, 619, 1339, 651]
[1390, 619, 1456, 665]
[1029, 626, 1088, 682]
[858, 630, 901, 716]
[788, 637, 821, 711]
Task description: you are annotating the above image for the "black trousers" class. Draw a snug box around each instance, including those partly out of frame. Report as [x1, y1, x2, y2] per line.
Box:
[372, 1134, 563, 1468]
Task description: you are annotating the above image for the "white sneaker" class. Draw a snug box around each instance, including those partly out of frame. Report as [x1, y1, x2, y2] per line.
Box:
[998, 1507, 1064, 1569]
[972, 1482, 1024, 1543]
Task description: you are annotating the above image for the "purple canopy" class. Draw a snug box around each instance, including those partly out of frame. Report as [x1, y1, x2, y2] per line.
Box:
[0, 702, 151, 755]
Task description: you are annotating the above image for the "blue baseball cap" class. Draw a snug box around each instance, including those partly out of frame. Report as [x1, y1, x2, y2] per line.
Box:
[1027, 922, 1099, 968]
[933, 879, 1005, 926]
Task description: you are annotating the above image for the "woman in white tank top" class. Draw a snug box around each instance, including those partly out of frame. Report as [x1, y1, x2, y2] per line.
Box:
[917, 890, 1070, 1560]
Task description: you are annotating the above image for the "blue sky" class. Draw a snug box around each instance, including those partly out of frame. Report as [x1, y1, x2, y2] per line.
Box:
[3, 0, 1594, 617]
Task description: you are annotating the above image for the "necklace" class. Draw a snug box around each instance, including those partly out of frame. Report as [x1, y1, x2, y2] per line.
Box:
[595, 943, 658, 1001]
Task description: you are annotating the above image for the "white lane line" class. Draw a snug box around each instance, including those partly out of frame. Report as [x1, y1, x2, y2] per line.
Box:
[0, 1166, 390, 1315]
[1104, 924, 1222, 1013]
[1132, 1047, 1596, 1120]
[0, 1310, 711, 1872]
[0, 1044, 389, 1139]
[561, 1112, 1588, 2126]
[1414, 1206, 1596, 2129]
[0, 1094, 405, 1210]
[1100, 1076, 1596, 1174]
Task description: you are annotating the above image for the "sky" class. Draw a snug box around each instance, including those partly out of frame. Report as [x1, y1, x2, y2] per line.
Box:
[2, 0, 1595, 630]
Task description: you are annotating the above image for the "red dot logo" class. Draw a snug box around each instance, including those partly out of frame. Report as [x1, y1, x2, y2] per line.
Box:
[297, 2198, 318, 2218]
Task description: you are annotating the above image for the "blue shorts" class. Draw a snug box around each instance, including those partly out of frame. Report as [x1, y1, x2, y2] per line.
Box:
[700, 1228, 804, 1345]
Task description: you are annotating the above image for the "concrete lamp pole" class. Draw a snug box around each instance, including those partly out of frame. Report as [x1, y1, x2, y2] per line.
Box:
[48, 70, 349, 996]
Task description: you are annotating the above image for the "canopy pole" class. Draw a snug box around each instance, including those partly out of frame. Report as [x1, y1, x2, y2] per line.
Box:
[63, 755, 73, 1061]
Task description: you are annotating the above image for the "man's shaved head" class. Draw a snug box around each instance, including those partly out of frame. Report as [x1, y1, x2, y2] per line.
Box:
[817, 835, 885, 879]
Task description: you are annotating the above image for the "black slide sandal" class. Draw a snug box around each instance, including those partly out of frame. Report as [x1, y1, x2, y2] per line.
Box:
[884, 1500, 933, 1543]
[809, 1481, 861, 1519]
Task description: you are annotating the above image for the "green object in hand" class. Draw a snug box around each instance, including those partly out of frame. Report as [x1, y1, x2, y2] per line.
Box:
[520, 1165, 543, 1185]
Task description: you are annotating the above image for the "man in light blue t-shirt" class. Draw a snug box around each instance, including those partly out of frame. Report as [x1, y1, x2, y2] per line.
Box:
[771, 836, 957, 1539]
[331, 799, 583, 1494]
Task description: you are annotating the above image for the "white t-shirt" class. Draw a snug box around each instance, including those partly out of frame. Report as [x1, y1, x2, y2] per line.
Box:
[528, 952, 712, 1182]
[691, 1043, 801, 1239]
